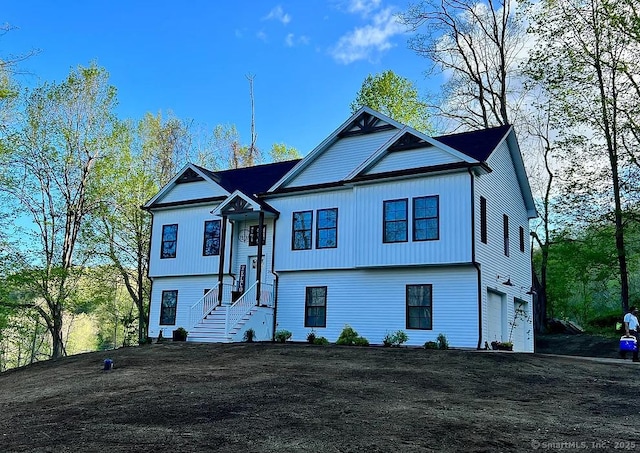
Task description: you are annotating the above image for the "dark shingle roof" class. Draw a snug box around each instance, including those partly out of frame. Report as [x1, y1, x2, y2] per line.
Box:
[195, 159, 300, 196]
[434, 124, 511, 161]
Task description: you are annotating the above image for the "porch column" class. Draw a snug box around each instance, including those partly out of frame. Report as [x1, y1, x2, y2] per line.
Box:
[255, 211, 264, 306]
[217, 215, 228, 305]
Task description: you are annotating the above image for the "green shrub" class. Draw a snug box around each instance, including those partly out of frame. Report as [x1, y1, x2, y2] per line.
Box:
[424, 341, 438, 349]
[353, 336, 369, 346]
[313, 336, 329, 345]
[274, 329, 292, 343]
[336, 325, 369, 346]
[436, 333, 449, 350]
[383, 330, 409, 347]
[243, 328, 255, 343]
[306, 330, 316, 344]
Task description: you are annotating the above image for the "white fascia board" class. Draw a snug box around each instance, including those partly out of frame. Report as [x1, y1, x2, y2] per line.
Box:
[142, 163, 230, 208]
[505, 129, 538, 219]
[267, 106, 404, 192]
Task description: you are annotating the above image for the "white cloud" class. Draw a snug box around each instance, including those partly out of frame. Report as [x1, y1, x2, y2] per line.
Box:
[285, 33, 310, 47]
[263, 5, 291, 25]
[256, 30, 268, 42]
[346, 0, 382, 16]
[330, 7, 405, 64]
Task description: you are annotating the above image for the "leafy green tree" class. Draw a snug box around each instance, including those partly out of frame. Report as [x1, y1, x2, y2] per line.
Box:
[0, 63, 119, 358]
[351, 70, 431, 133]
[269, 143, 300, 162]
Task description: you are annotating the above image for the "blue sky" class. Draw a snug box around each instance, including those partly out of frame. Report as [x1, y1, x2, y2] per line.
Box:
[3, 0, 441, 157]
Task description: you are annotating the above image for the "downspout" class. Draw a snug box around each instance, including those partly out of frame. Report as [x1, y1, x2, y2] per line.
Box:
[270, 214, 279, 342]
[469, 168, 483, 350]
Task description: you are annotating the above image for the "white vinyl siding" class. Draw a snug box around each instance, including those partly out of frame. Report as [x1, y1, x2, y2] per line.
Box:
[148, 275, 222, 338]
[475, 139, 534, 352]
[276, 266, 478, 348]
[148, 205, 230, 278]
[283, 130, 398, 188]
[231, 218, 276, 286]
[354, 173, 472, 267]
[159, 180, 228, 204]
[364, 145, 461, 175]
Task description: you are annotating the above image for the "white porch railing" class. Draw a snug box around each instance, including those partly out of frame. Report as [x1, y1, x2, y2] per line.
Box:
[225, 281, 274, 334]
[189, 283, 234, 328]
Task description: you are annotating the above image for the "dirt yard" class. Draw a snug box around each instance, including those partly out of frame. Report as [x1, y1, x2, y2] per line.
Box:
[1, 336, 639, 452]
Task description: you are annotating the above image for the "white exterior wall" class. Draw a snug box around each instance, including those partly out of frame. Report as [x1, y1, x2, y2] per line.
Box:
[160, 180, 227, 203]
[475, 140, 534, 352]
[283, 130, 398, 188]
[354, 174, 472, 266]
[270, 188, 356, 271]
[148, 275, 221, 338]
[269, 172, 472, 271]
[364, 146, 461, 175]
[276, 266, 478, 348]
[148, 205, 230, 278]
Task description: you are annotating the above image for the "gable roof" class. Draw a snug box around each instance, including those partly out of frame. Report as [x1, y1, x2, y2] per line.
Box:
[434, 124, 512, 161]
[194, 160, 300, 197]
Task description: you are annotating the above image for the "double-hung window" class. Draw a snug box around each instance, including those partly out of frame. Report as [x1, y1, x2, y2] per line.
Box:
[292, 211, 313, 250]
[203, 220, 221, 256]
[161, 224, 178, 259]
[413, 196, 439, 241]
[305, 286, 327, 327]
[406, 284, 432, 330]
[316, 208, 338, 249]
[383, 199, 408, 243]
[160, 290, 178, 325]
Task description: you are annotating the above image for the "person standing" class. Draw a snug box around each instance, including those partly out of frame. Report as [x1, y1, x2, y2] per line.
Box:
[623, 306, 640, 362]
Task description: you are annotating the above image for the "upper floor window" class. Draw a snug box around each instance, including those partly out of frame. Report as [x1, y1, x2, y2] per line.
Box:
[160, 290, 178, 325]
[203, 220, 221, 256]
[161, 224, 178, 259]
[316, 208, 338, 249]
[292, 211, 313, 250]
[503, 214, 510, 257]
[383, 199, 408, 243]
[305, 286, 327, 328]
[480, 197, 487, 244]
[249, 225, 267, 246]
[519, 226, 525, 253]
[406, 284, 432, 330]
[413, 196, 439, 241]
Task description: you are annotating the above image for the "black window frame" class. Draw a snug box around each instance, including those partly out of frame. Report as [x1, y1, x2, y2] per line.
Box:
[383, 198, 408, 243]
[406, 284, 433, 330]
[503, 214, 510, 257]
[160, 224, 178, 259]
[249, 225, 267, 246]
[292, 210, 313, 250]
[519, 226, 525, 253]
[305, 286, 327, 328]
[202, 220, 221, 256]
[480, 197, 487, 244]
[159, 290, 178, 325]
[413, 195, 439, 241]
[316, 208, 338, 249]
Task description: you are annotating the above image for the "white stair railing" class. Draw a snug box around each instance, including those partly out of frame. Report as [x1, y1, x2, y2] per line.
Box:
[225, 281, 260, 334]
[189, 283, 220, 328]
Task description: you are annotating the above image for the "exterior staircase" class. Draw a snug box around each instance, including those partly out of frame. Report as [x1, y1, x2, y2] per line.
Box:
[188, 305, 258, 343]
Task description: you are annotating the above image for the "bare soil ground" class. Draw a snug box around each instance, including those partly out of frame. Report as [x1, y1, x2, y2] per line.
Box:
[1, 335, 639, 453]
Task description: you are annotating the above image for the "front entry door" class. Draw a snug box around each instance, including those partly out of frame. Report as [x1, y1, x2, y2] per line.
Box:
[247, 255, 265, 289]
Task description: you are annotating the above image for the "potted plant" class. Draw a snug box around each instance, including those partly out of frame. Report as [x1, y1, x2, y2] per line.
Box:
[172, 327, 188, 341]
[491, 341, 513, 351]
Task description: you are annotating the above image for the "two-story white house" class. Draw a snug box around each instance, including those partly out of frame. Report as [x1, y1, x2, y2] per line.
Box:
[143, 107, 537, 351]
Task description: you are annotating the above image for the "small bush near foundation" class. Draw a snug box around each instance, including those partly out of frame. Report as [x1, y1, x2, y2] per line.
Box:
[243, 328, 255, 343]
[313, 336, 329, 345]
[306, 330, 316, 344]
[424, 341, 438, 349]
[383, 330, 409, 347]
[436, 333, 449, 350]
[336, 325, 369, 346]
[275, 330, 292, 343]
